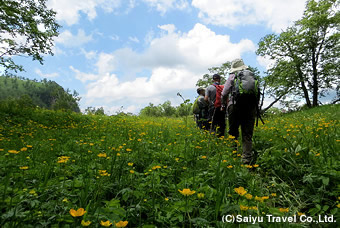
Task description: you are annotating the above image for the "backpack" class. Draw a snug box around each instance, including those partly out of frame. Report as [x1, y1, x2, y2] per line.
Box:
[213, 84, 224, 108]
[192, 97, 200, 114]
[232, 69, 259, 104]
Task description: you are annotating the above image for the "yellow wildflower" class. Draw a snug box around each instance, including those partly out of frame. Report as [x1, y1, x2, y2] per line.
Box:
[115, 220, 128, 227]
[57, 156, 70, 163]
[81, 220, 91, 226]
[197, 193, 205, 199]
[227, 165, 233, 169]
[178, 188, 196, 196]
[165, 197, 169, 201]
[240, 205, 248, 211]
[271, 193, 277, 197]
[19, 166, 29, 170]
[298, 212, 305, 216]
[126, 148, 132, 152]
[69, 208, 86, 217]
[253, 164, 259, 168]
[100, 220, 112, 227]
[279, 208, 289, 213]
[245, 194, 253, 200]
[128, 162, 134, 166]
[21, 147, 28, 151]
[234, 187, 247, 196]
[129, 170, 135, 174]
[201, 155, 207, 159]
[97, 153, 107, 158]
[8, 150, 19, 154]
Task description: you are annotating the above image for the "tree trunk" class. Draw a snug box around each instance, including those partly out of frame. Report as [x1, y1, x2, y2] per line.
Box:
[312, 49, 319, 107]
[296, 63, 312, 107]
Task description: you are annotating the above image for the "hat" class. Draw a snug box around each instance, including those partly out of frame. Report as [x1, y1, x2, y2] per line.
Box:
[212, 74, 221, 80]
[197, 87, 204, 94]
[230, 58, 248, 73]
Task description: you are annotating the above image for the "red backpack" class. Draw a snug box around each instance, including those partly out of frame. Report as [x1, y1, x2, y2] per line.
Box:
[213, 84, 224, 108]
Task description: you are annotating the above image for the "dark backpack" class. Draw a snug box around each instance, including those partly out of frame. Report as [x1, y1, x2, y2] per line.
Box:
[232, 70, 259, 104]
[213, 84, 224, 108]
[192, 97, 200, 114]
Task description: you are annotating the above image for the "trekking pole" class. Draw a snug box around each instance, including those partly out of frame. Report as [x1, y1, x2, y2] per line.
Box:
[210, 107, 216, 132]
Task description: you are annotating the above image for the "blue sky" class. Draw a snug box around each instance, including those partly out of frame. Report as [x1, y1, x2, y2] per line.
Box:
[10, 0, 310, 114]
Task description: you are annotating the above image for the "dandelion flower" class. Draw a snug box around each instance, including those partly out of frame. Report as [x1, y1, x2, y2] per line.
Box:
[234, 187, 247, 196]
[100, 220, 112, 227]
[8, 150, 19, 154]
[19, 166, 29, 170]
[81, 220, 91, 226]
[240, 205, 248, 211]
[165, 197, 169, 201]
[129, 170, 135, 174]
[69, 208, 86, 217]
[115, 220, 128, 227]
[178, 188, 196, 196]
[279, 208, 289, 213]
[245, 194, 253, 200]
[128, 162, 134, 166]
[197, 193, 205, 199]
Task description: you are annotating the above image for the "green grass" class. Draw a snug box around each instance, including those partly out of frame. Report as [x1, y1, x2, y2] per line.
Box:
[0, 104, 339, 227]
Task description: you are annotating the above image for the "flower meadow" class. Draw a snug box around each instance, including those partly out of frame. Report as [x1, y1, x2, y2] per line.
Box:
[0, 105, 339, 227]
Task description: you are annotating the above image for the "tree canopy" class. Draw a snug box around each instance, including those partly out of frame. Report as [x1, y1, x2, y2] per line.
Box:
[0, 0, 60, 72]
[256, 0, 339, 108]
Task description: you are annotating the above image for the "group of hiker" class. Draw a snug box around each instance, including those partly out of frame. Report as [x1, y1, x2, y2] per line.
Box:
[193, 58, 260, 165]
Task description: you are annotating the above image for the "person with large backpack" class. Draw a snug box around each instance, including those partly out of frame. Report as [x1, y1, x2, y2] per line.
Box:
[204, 74, 226, 137]
[221, 58, 259, 164]
[192, 88, 209, 130]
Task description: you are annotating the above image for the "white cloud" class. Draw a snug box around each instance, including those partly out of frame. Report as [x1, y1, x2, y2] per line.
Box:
[72, 23, 256, 111]
[35, 69, 59, 78]
[143, 0, 189, 14]
[128, 36, 140, 43]
[55, 29, 93, 47]
[158, 24, 176, 34]
[192, 0, 307, 33]
[81, 49, 98, 60]
[47, 0, 121, 26]
[256, 56, 276, 71]
[70, 66, 99, 83]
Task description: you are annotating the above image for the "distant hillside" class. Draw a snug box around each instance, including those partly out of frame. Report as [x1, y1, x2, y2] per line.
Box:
[0, 75, 80, 112]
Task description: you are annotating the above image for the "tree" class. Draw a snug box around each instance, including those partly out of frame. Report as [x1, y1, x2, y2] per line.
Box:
[0, 0, 60, 72]
[257, 0, 339, 108]
[196, 62, 231, 88]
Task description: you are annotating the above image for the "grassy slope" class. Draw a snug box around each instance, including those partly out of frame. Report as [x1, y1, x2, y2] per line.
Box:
[0, 104, 339, 227]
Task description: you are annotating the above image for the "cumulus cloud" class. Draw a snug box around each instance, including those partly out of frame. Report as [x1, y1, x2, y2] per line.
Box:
[143, 0, 189, 14]
[55, 29, 93, 47]
[47, 0, 121, 26]
[192, 0, 307, 33]
[70, 66, 99, 83]
[256, 56, 276, 71]
[73, 23, 256, 110]
[35, 69, 59, 78]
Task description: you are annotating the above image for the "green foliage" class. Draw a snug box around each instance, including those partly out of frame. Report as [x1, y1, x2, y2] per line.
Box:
[139, 100, 192, 117]
[0, 0, 60, 73]
[256, 0, 339, 107]
[0, 75, 80, 112]
[0, 104, 339, 227]
[85, 106, 105, 115]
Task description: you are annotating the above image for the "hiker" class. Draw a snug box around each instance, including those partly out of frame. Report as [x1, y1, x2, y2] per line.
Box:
[205, 74, 226, 137]
[221, 58, 259, 164]
[195, 88, 209, 130]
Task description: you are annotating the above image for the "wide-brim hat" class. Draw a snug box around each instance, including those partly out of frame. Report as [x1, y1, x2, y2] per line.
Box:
[230, 58, 248, 73]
